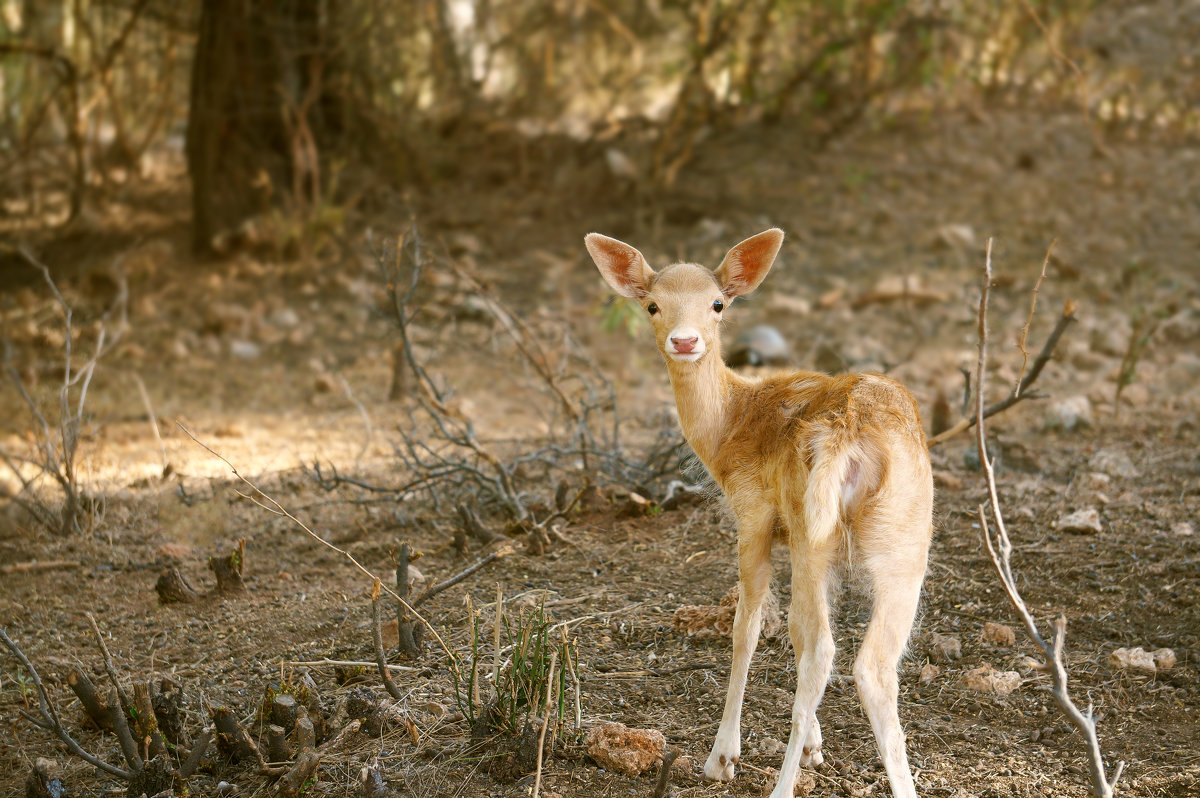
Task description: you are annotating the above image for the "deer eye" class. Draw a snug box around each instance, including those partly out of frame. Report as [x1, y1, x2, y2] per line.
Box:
[712, 299, 724, 313]
[647, 302, 659, 315]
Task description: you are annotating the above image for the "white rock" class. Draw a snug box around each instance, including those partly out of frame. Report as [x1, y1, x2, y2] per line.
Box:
[1056, 507, 1102, 534]
[229, 340, 261, 360]
[963, 663, 1021, 695]
[1152, 648, 1177, 670]
[1172, 522, 1195, 537]
[270, 307, 301, 328]
[1108, 647, 1157, 674]
[1044, 395, 1092, 431]
[1088, 448, 1139, 478]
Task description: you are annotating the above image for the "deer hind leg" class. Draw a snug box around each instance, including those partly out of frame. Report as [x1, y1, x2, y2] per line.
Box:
[801, 714, 823, 766]
[853, 554, 926, 798]
[704, 508, 775, 782]
[769, 547, 835, 798]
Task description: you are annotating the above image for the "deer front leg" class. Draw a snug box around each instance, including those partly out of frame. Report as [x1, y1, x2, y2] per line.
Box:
[704, 510, 774, 782]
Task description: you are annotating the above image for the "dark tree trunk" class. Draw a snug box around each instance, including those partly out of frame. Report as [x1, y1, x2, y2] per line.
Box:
[185, 0, 345, 254]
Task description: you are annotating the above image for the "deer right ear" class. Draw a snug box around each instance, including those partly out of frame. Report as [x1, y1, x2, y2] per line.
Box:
[585, 233, 656, 299]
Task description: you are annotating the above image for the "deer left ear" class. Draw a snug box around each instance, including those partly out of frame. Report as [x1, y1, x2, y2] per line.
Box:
[714, 228, 784, 298]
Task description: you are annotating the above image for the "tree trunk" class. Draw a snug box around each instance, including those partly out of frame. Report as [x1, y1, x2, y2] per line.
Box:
[185, 0, 344, 254]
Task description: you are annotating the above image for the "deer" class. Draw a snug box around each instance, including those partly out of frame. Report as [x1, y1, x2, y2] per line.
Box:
[585, 228, 933, 798]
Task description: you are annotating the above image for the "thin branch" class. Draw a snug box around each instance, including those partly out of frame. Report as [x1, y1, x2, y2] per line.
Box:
[973, 239, 1124, 798]
[412, 545, 513, 609]
[177, 422, 455, 665]
[1014, 241, 1054, 396]
[371, 580, 404, 700]
[0, 628, 132, 780]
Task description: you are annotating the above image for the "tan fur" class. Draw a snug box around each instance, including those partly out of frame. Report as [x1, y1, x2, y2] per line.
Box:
[586, 229, 933, 798]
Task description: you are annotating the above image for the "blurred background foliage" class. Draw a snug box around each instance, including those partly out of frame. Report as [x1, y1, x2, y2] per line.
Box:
[0, 0, 1196, 255]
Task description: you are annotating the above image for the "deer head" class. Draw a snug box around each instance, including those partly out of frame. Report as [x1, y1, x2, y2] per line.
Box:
[585, 229, 785, 365]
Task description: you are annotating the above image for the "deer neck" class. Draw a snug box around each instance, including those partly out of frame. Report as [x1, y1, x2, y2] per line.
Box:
[665, 347, 733, 469]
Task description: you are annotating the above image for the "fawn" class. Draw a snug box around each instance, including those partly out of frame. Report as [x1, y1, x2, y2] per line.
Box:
[585, 229, 933, 798]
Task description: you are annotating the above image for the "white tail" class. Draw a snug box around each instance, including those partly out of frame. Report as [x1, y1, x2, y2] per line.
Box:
[586, 229, 933, 798]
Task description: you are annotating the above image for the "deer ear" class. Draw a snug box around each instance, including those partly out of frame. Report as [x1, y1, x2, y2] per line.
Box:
[585, 233, 656, 299]
[715, 228, 784, 298]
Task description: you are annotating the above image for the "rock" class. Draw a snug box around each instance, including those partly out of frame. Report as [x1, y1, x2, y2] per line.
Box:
[24, 757, 64, 798]
[1090, 318, 1131, 357]
[157, 542, 192, 561]
[919, 663, 940, 684]
[1088, 448, 1139, 479]
[727, 324, 792, 368]
[926, 632, 961, 663]
[229, 340, 261, 360]
[1152, 648, 1177, 670]
[674, 583, 782, 640]
[270, 307, 301, 328]
[1044, 395, 1092, 431]
[1056, 508, 1102, 534]
[982, 622, 1016, 647]
[757, 736, 786, 757]
[934, 223, 977, 251]
[586, 722, 666, 776]
[1172, 522, 1195, 537]
[1108, 647, 1157, 674]
[963, 663, 1021, 695]
[794, 770, 817, 796]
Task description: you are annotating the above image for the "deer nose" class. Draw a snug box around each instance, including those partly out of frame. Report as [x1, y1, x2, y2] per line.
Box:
[671, 336, 699, 353]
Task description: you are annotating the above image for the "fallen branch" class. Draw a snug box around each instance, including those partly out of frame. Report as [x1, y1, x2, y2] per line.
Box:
[652, 747, 681, 798]
[0, 559, 81, 574]
[973, 238, 1124, 798]
[0, 628, 131, 780]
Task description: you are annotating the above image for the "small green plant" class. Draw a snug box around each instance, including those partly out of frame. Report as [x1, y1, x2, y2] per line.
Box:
[600, 298, 647, 339]
[454, 597, 577, 743]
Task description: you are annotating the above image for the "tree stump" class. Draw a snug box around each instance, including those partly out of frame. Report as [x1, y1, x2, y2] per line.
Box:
[212, 706, 260, 763]
[24, 758, 63, 798]
[208, 539, 246, 594]
[155, 568, 199, 603]
[271, 693, 298, 732]
[66, 667, 114, 731]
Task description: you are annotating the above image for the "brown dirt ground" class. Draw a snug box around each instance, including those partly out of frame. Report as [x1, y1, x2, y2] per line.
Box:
[1, 108, 1199, 798]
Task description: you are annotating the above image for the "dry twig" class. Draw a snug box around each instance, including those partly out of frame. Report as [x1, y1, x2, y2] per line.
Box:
[928, 241, 1077, 448]
[0, 628, 131, 779]
[973, 238, 1124, 798]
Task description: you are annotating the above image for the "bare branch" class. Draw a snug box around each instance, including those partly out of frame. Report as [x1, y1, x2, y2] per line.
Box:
[0, 628, 132, 780]
[973, 239, 1124, 798]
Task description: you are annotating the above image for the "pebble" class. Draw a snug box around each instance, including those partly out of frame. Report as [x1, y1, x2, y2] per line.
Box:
[926, 632, 962, 663]
[963, 663, 1021, 695]
[1044, 395, 1092, 431]
[1088, 448, 1139, 479]
[981, 622, 1016, 647]
[229, 339, 262, 360]
[1056, 507, 1102, 534]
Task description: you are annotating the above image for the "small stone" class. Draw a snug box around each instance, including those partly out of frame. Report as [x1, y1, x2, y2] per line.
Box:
[981, 622, 1016, 647]
[1044, 395, 1092, 431]
[758, 736, 786, 756]
[1172, 522, 1195, 537]
[1151, 648, 1177, 670]
[1108, 647, 1156, 674]
[313, 372, 338, 393]
[271, 307, 301, 328]
[419, 701, 448, 718]
[1088, 448, 1139, 479]
[926, 632, 961, 663]
[963, 663, 1021, 695]
[586, 721, 666, 776]
[919, 663, 940, 684]
[229, 340, 261, 360]
[1057, 508, 1102, 534]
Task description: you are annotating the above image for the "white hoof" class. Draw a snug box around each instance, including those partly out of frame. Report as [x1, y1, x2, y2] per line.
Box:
[703, 748, 738, 782]
[800, 744, 823, 767]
